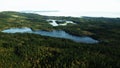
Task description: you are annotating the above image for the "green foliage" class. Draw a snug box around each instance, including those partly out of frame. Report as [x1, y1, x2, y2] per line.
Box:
[0, 32, 119, 68]
[0, 11, 53, 31]
[0, 11, 120, 68]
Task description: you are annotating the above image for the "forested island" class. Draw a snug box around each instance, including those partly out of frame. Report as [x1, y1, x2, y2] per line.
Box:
[0, 11, 120, 68]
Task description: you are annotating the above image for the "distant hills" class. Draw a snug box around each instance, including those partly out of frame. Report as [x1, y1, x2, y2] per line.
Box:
[20, 10, 59, 13]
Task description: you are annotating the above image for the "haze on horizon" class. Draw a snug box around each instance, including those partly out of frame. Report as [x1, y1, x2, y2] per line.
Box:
[0, 0, 120, 17]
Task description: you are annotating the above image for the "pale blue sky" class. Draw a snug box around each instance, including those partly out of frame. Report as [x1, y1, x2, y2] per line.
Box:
[0, 0, 120, 17]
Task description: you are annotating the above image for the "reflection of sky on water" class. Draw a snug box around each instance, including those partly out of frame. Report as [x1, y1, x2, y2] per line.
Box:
[36, 11, 120, 18]
[2, 28, 99, 44]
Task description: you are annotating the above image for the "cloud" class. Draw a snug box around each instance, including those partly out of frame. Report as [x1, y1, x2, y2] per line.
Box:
[0, 0, 120, 17]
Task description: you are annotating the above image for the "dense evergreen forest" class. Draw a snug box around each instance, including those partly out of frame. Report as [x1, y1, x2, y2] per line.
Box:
[0, 11, 120, 68]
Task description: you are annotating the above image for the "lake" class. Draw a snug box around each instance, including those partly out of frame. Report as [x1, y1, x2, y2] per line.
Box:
[2, 28, 99, 44]
[23, 11, 120, 18]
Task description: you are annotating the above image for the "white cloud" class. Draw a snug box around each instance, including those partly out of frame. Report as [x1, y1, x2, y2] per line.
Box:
[0, 0, 120, 17]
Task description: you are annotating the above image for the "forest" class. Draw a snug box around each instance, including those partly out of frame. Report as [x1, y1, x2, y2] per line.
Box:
[0, 11, 120, 68]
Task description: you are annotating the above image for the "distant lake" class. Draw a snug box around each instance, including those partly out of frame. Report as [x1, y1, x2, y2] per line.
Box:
[2, 28, 99, 44]
[23, 11, 120, 18]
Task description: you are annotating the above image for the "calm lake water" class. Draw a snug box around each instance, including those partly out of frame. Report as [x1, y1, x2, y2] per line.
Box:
[2, 28, 98, 44]
[26, 11, 120, 18]
[2, 27, 32, 33]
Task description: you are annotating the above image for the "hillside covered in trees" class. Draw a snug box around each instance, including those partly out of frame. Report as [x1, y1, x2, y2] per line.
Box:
[0, 11, 120, 68]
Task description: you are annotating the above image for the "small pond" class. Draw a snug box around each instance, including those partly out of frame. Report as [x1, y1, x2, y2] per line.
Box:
[2, 27, 99, 44]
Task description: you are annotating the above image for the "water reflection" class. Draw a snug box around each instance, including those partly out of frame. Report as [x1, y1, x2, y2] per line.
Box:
[2, 28, 99, 44]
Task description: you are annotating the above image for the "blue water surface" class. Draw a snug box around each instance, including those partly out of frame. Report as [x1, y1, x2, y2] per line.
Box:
[2, 28, 99, 44]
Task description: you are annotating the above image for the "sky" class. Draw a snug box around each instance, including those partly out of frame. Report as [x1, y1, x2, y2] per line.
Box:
[0, 0, 120, 17]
